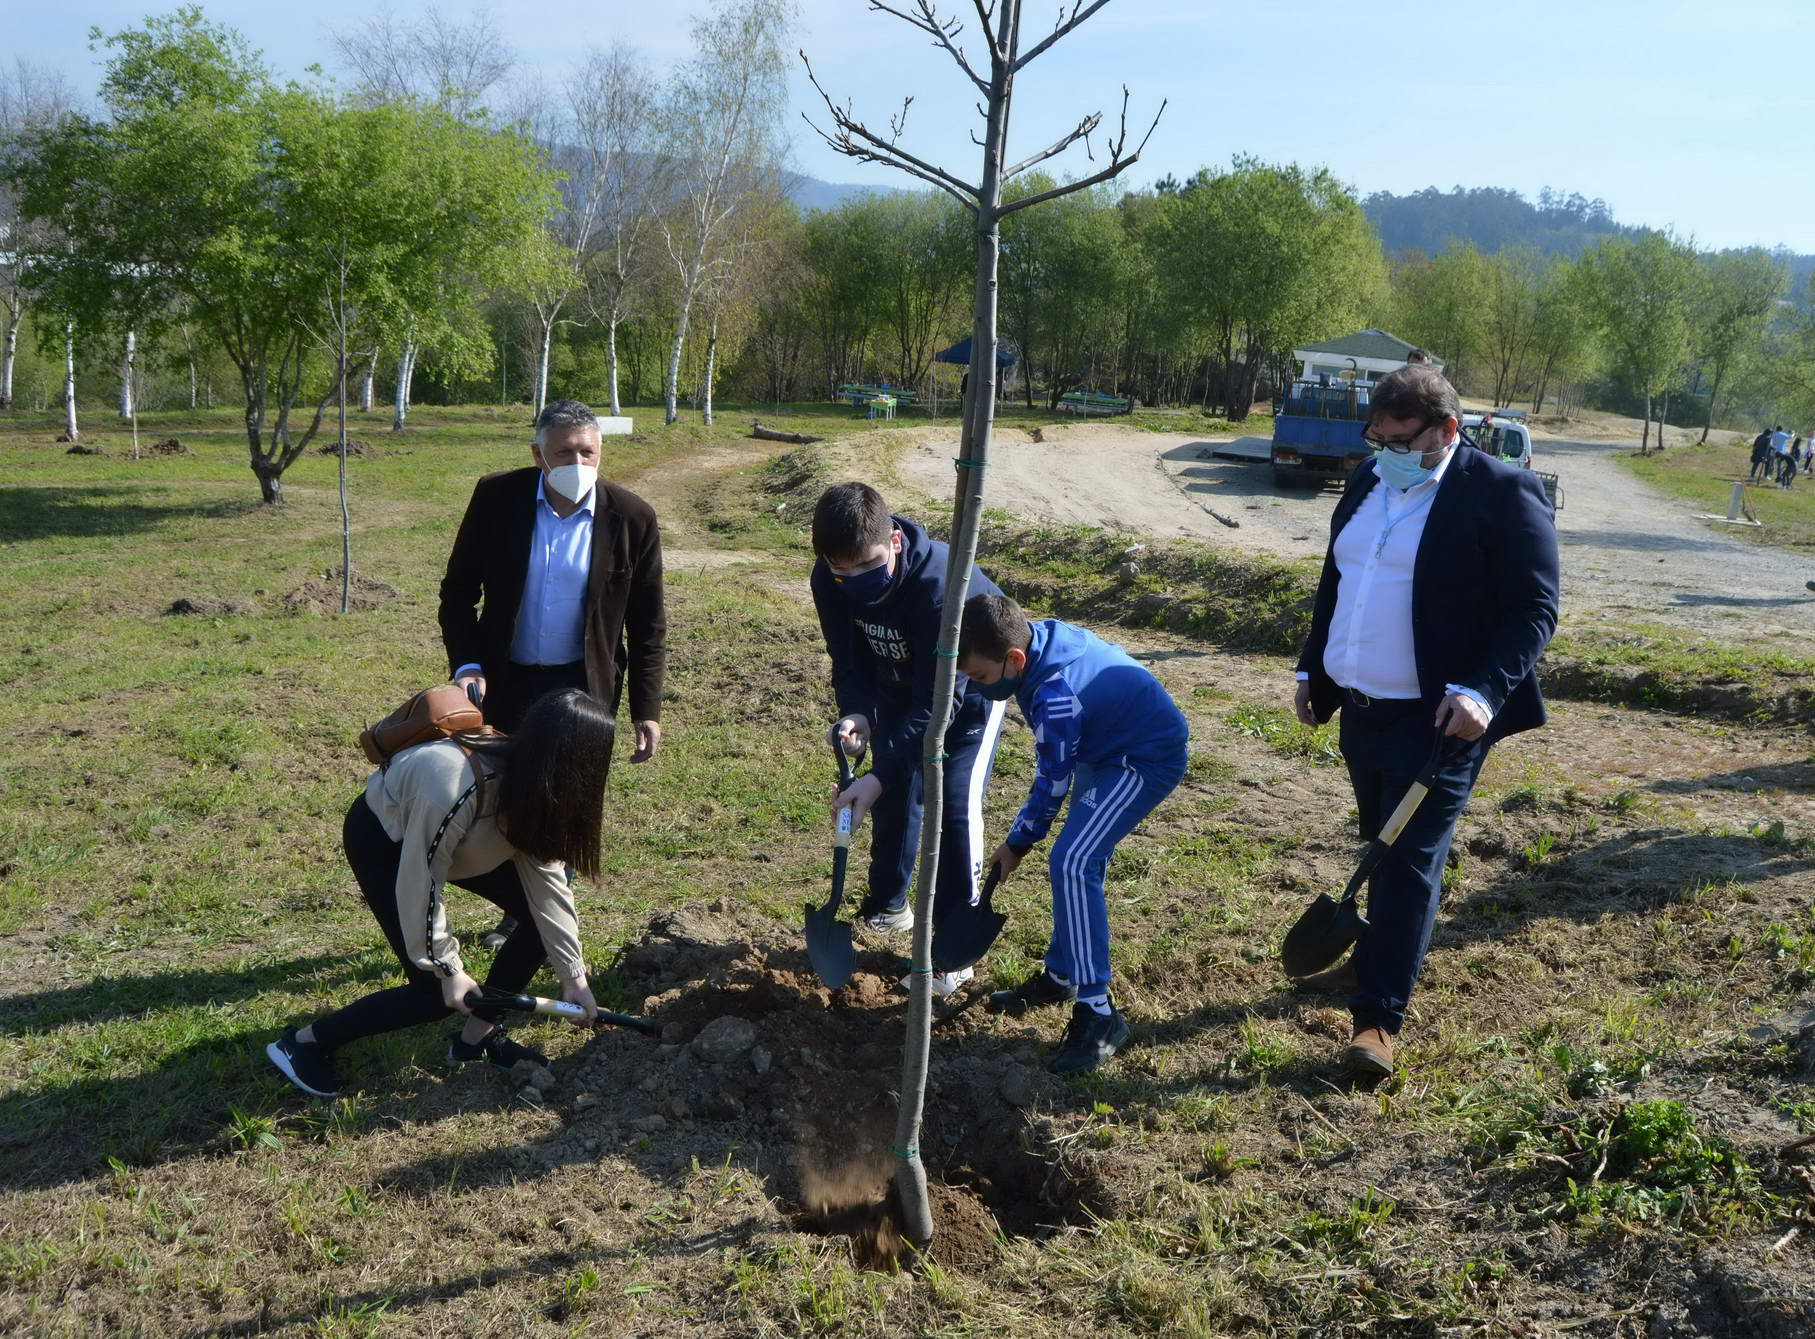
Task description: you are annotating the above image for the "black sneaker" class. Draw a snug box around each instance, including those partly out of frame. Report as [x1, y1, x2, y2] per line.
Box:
[479, 915, 519, 951]
[1048, 1002, 1131, 1075]
[986, 969, 1077, 1017]
[267, 1027, 341, 1098]
[447, 1027, 548, 1072]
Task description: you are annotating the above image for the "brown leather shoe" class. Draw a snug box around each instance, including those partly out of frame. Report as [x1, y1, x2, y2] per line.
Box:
[1342, 1025, 1394, 1077]
[1291, 960, 1358, 994]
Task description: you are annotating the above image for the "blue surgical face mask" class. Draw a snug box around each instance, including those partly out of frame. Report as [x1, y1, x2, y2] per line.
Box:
[973, 655, 1021, 700]
[1373, 448, 1432, 490]
[833, 559, 892, 603]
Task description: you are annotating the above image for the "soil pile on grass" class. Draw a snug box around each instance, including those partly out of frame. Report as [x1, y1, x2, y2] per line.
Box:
[524, 905, 1104, 1269]
[282, 567, 401, 615]
[166, 596, 255, 617]
[64, 442, 104, 455]
[144, 438, 190, 456]
[315, 439, 378, 456]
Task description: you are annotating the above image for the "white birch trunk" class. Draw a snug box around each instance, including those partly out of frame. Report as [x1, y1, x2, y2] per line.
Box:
[391, 341, 414, 432]
[119, 330, 135, 419]
[664, 290, 694, 426]
[535, 318, 552, 415]
[606, 318, 622, 416]
[1, 308, 19, 411]
[702, 314, 718, 426]
[359, 351, 376, 412]
[188, 356, 197, 410]
[63, 322, 78, 442]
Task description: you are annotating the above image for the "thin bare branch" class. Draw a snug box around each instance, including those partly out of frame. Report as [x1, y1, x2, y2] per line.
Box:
[868, 0, 989, 91]
[969, 0, 1004, 61]
[800, 112, 980, 212]
[1002, 110, 1101, 180]
[996, 91, 1165, 215]
[1014, 0, 1113, 72]
[799, 52, 982, 201]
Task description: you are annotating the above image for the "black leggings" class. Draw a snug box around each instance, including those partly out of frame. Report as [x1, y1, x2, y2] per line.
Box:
[309, 796, 550, 1052]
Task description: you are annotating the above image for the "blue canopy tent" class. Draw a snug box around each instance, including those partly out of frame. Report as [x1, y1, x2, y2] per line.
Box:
[934, 336, 1017, 370]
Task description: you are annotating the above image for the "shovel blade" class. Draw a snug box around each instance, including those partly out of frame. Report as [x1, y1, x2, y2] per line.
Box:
[1280, 893, 1368, 978]
[931, 907, 1006, 974]
[804, 902, 856, 989]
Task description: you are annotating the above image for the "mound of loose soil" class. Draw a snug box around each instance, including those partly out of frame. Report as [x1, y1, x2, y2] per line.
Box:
[509, 904, 1105, 1271]
[64, 442, 104, 455]
[282, 567, 401, 615]
[315, 438, 378, 456]
[165, 596, 255, 617]
[143, 438, 190, 456]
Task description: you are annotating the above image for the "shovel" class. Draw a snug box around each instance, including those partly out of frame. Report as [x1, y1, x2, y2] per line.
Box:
[930, 863, 1004, 974]
[466, 988, 663, 1038]
[805, 740, 862, 988]
[1280, 732, 1454, 978]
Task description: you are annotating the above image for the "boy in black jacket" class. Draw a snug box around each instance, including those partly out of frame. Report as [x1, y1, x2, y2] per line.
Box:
[809, 483, 1006, 995]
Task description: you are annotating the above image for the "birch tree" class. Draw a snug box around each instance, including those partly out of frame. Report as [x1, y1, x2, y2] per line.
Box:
[1581, 231, 1702, 452]
[1693, 248, 1785, 443]
[0, 60, 75, 412]
[576, 46, 665, 416]
[657, 0, 793, 426]
[805, 0, 1163, 1247]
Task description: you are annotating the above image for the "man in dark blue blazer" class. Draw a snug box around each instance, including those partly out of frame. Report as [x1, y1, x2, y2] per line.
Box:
[1291, 365, 1560, 1077]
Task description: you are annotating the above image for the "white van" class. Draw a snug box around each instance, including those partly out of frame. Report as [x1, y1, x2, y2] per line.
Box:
[1462, 410, 1532, 469]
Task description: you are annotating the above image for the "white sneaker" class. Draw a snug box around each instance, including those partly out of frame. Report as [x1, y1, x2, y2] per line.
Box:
[900, 966, 974, 998]
[863, 905, 914, 934]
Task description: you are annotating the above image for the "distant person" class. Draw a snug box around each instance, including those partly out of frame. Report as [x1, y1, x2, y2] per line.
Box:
[1750, 428, 1775, 482]
[1804, 432, 1814, 475]
[959, 593, 1189, 1075]
[810, 483, 1006, 997]
[267, 690, 611, 1098]
[439, 398, 667, 948]
[1774, 426, 1797, 488]
[1290, 364, 1559, 1079]
[1404, 349, 1434, 366]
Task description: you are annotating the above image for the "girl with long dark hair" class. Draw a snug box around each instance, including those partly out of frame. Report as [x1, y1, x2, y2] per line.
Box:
[267, 689, 615, 1098]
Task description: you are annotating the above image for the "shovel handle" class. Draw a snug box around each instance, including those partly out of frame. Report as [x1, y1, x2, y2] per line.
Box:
[831, 741, 859, 847]
[467, 990, 662, 1037]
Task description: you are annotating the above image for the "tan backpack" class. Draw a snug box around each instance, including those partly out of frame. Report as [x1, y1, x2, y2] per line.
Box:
[359, 684, 500, 808]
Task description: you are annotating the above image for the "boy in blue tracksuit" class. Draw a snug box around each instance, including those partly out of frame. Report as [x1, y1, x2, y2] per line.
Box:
[809, 483, 1007, 995]
[957, 592, 1189, 1074]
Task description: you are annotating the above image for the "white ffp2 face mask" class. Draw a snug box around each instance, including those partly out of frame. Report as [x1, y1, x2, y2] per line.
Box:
[544, 462, 597, 504]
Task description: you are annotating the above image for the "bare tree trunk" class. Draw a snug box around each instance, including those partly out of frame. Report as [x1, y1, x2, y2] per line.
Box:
[338, 349, 351, 615]
[0, 307, 19, 410]
[1658, 388, 1670, 450]
[535, 317, 552, 415]
[63, 322, 79, 442]
[391, 340, 414, 432]
[665, 288, 695, 426]
[360, 351, 376, 412]
[892, 3, 1016, 1251]
[607, 317, 622, 415]
[119, 330, 135, 420]
[1641, 383, 1652, 454]
[702, 314, 718, 426]
[188, 355, 197, 410]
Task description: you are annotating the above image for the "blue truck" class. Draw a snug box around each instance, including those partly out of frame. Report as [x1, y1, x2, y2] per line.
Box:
[1269, 379, 1372, 488]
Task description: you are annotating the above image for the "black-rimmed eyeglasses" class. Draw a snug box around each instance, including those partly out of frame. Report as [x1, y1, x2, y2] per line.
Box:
[1359, 421, 1434, 454]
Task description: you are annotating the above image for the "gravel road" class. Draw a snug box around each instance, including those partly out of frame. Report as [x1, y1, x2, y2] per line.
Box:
[890, 423, 1815, 645]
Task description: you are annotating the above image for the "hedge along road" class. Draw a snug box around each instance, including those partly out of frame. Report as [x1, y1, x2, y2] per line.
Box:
[890, 423, 1815, 643]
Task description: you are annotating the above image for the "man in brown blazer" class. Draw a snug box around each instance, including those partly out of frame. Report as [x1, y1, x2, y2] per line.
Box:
[440, 398, 666, 748]
[439, 398, 666, 942]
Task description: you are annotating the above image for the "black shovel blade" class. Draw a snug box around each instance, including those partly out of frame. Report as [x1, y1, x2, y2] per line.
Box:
[1280, 892, 1369, 977]
[931, 867, 1005, 974]
[804, 902, 855, 989]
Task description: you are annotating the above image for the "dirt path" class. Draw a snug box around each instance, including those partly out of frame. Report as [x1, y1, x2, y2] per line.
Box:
[890, 423, 1815, 643]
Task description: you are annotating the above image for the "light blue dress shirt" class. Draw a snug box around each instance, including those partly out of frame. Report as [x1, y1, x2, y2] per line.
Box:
[508, 474, 594, 667]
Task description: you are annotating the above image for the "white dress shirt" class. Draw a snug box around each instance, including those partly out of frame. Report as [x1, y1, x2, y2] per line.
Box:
[1300, 443, 1491, 714]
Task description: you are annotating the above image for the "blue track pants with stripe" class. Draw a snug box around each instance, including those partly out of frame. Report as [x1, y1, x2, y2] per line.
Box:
[1045, 749, 1186, 993]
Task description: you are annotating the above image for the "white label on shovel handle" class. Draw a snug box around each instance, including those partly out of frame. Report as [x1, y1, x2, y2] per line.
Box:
[533, 997, 587, 1020]
[834, 805, 853, 847]
[1379, 780, 1429, 845]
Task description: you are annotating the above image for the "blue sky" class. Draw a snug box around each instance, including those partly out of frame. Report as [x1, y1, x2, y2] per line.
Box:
[14, 0, 1815, 252]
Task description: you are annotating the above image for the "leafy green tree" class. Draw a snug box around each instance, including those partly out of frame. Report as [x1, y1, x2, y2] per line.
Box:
[1692, 248, 1786, 442]
[799, 196, 889, 393]
[1479, 245, 1545, 406]
[1580, 231, 1703, 451]
[1391, 242, 1491, 392]
[13, 9, 553, 501]
[1524, 256, 1600, 416]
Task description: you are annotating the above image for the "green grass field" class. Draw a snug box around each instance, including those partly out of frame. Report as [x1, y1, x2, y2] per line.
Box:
[1619, 437, 1815, 551]
[2, 403, 1813, 1337]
